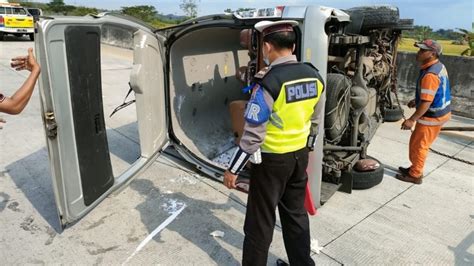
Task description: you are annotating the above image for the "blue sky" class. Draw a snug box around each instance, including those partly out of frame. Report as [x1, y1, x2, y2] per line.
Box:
[35, 0, 472, 30]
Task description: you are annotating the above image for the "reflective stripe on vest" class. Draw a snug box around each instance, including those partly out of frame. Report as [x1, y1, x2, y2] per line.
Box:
[416, 62, 451, 118]
[416, 118, 448, 126]
[262, 77, 324, 153]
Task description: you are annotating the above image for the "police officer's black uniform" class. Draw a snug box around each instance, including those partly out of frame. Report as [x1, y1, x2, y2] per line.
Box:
[226, 20, 324, 266]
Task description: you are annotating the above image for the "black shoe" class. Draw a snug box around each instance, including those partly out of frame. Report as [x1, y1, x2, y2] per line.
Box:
[398, 166, 410, 175]
[276, 258, 289, 266]
[395, 173, 423, 184]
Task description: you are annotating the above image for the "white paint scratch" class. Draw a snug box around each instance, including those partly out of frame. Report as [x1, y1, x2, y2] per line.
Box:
[122, 204, 186, 265]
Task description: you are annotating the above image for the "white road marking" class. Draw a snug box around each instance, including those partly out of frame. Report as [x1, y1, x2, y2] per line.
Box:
[122, 204, 186, 265]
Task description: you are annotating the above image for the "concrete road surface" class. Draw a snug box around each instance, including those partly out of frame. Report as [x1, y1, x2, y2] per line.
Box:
[1, 38, 473, 265]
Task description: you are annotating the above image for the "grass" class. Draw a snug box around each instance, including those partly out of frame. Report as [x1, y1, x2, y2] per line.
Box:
[151, 21, 177, 29]
[398, 38, 470, 56]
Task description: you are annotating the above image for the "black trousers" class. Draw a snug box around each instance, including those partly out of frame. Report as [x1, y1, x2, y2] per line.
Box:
[242, 148, 314, 266]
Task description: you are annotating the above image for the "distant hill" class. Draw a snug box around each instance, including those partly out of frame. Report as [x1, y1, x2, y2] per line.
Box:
[159, 14, 187, 21]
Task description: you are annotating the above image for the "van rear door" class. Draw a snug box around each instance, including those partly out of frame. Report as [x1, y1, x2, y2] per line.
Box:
[35, 15, 169, 228]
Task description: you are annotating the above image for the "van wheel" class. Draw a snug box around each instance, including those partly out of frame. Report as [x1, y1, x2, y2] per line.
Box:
[29, 34, 35, 41]
[346, 156, 384, 190]
[393, 19, 414, 31]
[383, 106, 403, 122]
[346, 6, 399, 30]
[324, 74, 351, 143]
[0, 33, 4, 41]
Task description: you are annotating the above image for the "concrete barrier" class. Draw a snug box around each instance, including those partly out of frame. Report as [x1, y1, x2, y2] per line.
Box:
[397, 52, 474, 118]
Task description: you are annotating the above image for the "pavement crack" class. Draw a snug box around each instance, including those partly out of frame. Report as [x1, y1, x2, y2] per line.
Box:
[425, 141, 472, 175]
[317, 251, 344, 265]
[87, 245, 120, 256]
[325, 142, 472, 249]
[323, 184, 412, 248]
[86, 214, 113, 230]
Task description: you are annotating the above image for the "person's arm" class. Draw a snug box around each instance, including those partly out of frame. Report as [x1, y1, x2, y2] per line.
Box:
[0, 48, 40, 115]
[401, 101, 432, 130]
[224, 87, 273, 189]
[401, 73, 439, 130]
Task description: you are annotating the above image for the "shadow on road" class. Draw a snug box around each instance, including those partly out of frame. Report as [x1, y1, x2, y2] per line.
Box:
[4, 122, 141, 233]
[128, 178, 281, 264]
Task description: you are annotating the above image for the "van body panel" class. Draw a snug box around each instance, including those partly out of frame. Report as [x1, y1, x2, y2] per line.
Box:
[35, 4, 412, 226]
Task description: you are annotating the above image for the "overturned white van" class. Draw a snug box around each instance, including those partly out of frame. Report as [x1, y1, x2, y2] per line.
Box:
[35, 5, 412, 228]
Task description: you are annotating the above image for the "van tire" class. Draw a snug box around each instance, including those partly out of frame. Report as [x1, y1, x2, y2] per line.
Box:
[0, 33, 4, 41]
[348, 156, 384, 189]
[346, 6, 399, 30]
[383, 106, 403, 122]
[29, 33, 34, 41]
[393, 19, 414, 31]
[325, 74, 351, 143]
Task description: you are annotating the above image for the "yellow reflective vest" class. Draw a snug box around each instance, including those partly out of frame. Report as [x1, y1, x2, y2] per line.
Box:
[256, 63, 324, 153]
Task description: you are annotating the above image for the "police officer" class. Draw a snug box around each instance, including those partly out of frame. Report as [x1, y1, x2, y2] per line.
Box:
[223, 20, 324, 265]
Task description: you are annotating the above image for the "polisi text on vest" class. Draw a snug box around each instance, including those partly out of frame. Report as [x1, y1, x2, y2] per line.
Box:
[285, 81, 317, 103]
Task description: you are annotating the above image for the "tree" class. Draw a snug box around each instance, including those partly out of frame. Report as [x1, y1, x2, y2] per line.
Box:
[121, 5, 158, 23]
[456, 28, 474, 56]
[416, 26, 433, 41]
[180, 0, 199, 18]
[47, 0, 64, 13]
[70, 6, 98, 16]
[46, 0, 75, 15]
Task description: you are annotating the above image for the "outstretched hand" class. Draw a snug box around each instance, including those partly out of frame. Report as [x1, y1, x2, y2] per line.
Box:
[11, 48, 40, 73]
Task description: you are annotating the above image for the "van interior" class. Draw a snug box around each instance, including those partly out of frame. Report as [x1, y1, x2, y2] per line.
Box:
[168, 24, 303, 170]
[169, 27, 253, 168]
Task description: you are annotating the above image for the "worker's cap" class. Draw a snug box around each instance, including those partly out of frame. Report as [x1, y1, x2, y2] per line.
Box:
[414, 39, 442, 56]
[254, 20, 298, 37]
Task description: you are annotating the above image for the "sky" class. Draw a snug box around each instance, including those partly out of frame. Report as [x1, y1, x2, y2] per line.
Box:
[32, 0, 473, 30]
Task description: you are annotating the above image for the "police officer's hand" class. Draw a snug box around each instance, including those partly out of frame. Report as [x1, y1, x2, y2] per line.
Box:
[401, 118, 415, 130]
[224, 170, 237, 189]
[407, 99, 416, 108]
[307, 134, 317, 151]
